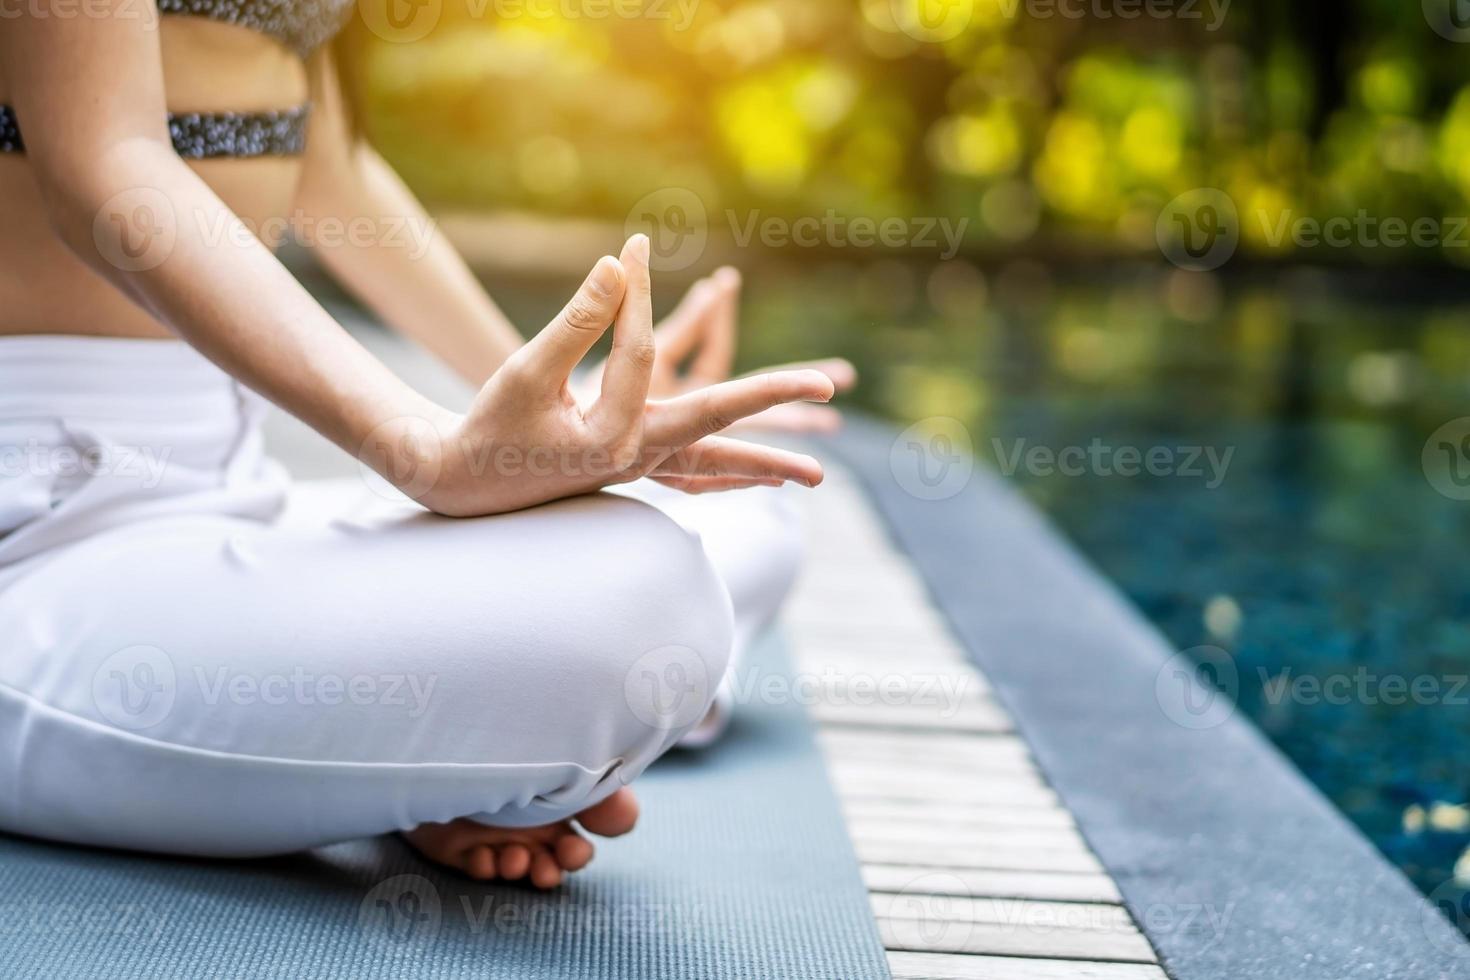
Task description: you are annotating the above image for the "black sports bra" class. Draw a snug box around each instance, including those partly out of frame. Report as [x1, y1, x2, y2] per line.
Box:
[0, 0, 355, 159]
[157, 0, 356, 58]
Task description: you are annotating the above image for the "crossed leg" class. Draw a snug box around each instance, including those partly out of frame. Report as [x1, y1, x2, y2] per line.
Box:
[0, 478, 802, 887]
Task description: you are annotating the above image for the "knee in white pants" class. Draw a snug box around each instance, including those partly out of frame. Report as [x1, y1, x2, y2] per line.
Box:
[476, 499, 735, 826]
[592, 507, 735, 755]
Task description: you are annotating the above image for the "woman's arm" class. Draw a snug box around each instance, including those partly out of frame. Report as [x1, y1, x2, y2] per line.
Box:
[0, 2, 447, 459]
[1, 2, 832, 513]
[293, 49, 523, 386]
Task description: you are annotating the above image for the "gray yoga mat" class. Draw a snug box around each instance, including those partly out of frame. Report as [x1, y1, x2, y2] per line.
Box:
[0, 634, 888, 979]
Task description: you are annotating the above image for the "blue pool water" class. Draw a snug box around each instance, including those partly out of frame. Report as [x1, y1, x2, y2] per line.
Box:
[737, 260, 1470, 934]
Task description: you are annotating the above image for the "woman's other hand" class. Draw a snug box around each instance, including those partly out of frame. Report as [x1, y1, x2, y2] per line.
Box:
[579, 266, 857, 433]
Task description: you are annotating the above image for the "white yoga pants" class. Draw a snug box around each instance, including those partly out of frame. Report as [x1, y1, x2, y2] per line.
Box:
[0, 336, 802, 858]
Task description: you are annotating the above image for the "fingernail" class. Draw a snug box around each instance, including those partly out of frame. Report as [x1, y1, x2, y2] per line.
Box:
[629, 233, 650, 262]
[589, 256, 620, 297]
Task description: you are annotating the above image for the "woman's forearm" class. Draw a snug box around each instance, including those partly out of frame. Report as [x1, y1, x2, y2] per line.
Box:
[300, 143, 524, 386]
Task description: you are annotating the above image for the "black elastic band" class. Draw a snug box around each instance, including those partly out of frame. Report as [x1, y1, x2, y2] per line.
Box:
[0, 104, 310, 159]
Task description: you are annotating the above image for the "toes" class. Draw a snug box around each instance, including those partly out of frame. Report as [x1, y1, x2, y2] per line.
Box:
[555, 832, 595, 871]
[499, 843, 532, 880]
[530, 849, 563, 889]
[576, 788, 640, 838]
[465, 845, 497, 880]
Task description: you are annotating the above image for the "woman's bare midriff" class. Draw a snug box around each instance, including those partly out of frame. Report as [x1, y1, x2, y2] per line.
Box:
[0, 19, 309, 339]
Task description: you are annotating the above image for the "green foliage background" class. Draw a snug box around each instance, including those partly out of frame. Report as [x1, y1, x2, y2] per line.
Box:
[338, 0, 1470, 264]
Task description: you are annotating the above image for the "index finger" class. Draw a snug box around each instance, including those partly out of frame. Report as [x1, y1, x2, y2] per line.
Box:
[643, 369, 835, 450]
[593, 234, 656, 427]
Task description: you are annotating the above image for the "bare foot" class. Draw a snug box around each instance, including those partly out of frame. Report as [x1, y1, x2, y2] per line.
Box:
[402, 788, 640, 889]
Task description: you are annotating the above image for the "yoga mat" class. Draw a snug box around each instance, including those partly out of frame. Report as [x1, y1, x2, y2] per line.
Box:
[0, 634, 889, 979]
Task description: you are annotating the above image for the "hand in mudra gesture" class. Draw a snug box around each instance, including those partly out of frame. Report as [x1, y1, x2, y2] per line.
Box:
[580, 266, 857, 433]
[368, 236, 835, 517]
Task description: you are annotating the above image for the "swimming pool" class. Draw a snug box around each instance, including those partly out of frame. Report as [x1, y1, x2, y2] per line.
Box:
[735, 259, 1470, 934]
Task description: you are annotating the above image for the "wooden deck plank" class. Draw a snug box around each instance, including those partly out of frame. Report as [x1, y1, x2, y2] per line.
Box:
[813, 700, 1014, 733]
[822, 749, 1032, 777]
[831, 773, 1057, 808]
[830, 758, 1047, 786]
[887, 951, 1169, 980]
[791, 462, 1164, 979]
[785, 614, 964, 642]
[854, 840, 1104, 875]
[878, 918, 1156, 963]
[871, 894, 1136, 932]
[791, 649, 974, 676]
[821, 748, 1035, 778]
[863, 865, 1123, 905]
[819, 729, 1035, 760]
[848, 820, 1089, 851]
[841, 801, 1078, 831]
[795, 677, 992, 711]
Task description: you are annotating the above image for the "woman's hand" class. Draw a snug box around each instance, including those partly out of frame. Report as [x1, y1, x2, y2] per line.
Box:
[363, 236, 836, 517]
[579, 267, 857, 433]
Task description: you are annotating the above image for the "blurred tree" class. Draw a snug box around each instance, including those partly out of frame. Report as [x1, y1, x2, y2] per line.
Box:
[335, 0, 1470, 266]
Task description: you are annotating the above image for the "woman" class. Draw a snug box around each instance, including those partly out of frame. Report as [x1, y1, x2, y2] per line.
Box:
[0, 2, 852, 889]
